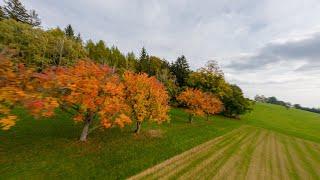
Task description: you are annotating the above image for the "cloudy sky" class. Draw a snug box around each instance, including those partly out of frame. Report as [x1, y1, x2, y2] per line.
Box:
[15, 0, 320, 107]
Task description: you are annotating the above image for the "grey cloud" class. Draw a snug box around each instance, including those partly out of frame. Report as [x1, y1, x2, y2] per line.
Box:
[296, 62, 320, 72]
[8, 0, 320, 107]
[227, 32, 320, 71]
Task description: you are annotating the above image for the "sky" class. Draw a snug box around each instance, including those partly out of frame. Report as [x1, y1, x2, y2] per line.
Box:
[10, 0, 320, 107]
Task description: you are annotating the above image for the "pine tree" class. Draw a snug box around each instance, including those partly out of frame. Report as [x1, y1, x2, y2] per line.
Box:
[3, 0, 41, 26]
[138, 47, 150, 73]
[64, 24, 75, 38]
[28, 9, 41, 26]
[170, 55, 190, 87]
[3, 0, 30, 23]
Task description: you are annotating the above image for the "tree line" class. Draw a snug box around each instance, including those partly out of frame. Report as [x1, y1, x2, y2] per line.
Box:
[0, 0, 253, 141]
[255, 95, 320, 114]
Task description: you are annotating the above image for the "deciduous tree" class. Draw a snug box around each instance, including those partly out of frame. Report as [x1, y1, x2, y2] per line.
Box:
[222, 85, 252, 118]
[0, 55, 58, 130]
[177, 88, 206, 123]
[123, 72, 169, 134]
[202, 93, 223, 121]
[187, 60, 231, 98]
[35, 60, 131, 141]
[0, 20, 86, 68]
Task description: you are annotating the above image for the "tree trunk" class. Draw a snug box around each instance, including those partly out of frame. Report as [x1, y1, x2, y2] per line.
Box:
[206, 114, 209, 121]
[79, 111, 93, 142]
[135, 121, 142, 134]
[58, 38, 65, 66]
[189, 114, 193, 123]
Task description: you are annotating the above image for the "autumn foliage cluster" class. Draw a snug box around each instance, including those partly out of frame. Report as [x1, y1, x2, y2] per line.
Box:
[123, 72, 169, 133]
[1, 3, 251, 142]
[0, 56, 58, 130]
[0, 57, 169, 141]
[0, 52, 229, 141]
[177, 88, 223, 123]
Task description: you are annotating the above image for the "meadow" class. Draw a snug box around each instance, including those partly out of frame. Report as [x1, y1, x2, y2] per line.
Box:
[1, 103, 320, 179]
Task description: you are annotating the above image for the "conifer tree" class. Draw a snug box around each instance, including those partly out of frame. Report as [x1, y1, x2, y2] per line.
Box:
[170, 55, 190, 87]
[138, 47, 150, 73]
[3, 0, 30, 23]
[3, 0, 41, 26]
[64, 24, 75, 38]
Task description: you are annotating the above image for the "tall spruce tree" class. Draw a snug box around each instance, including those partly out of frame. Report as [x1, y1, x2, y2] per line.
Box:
[3, 0, 30, 23]
[138, 47, 150, 73]
[170, 55, 190, 87]
[64, 24, 75, 38]
[3, 0, 41, 26]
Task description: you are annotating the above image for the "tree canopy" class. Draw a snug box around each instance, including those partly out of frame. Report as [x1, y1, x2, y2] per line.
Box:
[123, 72, 169, 133]
[0, 1, 254, 135]
[2, 0, 41, 26]
[222, 85, 252, 118]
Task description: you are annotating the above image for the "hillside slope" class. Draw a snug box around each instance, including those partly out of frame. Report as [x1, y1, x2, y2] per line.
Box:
[243, 103, 320, 143]
[131, 103, 320, 179]
[1, 103, 320, 179]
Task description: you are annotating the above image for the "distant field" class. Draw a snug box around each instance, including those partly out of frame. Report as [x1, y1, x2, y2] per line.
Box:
[1, 103, 320, 179]
[130, 126, 320, 179]
[243, 103, 320, 143]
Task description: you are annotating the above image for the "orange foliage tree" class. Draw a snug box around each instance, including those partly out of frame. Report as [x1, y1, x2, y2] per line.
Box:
[0, 55, 58, 130]
[177, 88, 206, 123]
[177, 88, 223, 123]
[123, 72, 169, 134]
[35, 60, 132, 141]
[202, 93, 224, 121]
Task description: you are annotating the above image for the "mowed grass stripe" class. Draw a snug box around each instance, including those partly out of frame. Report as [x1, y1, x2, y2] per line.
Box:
[201, 130, 262, 179]
[153, 126, 253, 179]
[274, 132, 290, 180]
[213, 129, 268, 180]
[237, 130, 268, 179]
[148, 126, 250, 179]
[128, 126, 251, 180]
[281, 135, 304, 180]
[290, 137, 320, 179]
[245, 129, 265, 179]
[176, 128, 256, 179]
[129, 126, 320, 180]
[302, 141, 320, 165]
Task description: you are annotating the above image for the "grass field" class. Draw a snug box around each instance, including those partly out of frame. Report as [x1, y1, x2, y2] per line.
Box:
[1, 103, 320, 179]
[130, 126, 320, 179]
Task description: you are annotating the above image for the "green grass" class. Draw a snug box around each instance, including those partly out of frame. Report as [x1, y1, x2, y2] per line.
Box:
[1, 102, 320, 179]
[243, 102, 320, 143]
[131, 127, 320, 179]
[0, 108, 242, 179]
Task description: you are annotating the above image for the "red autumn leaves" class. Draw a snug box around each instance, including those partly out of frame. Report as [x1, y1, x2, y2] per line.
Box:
[0, 57, 170, 140]
[1, 56, 223, 141]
